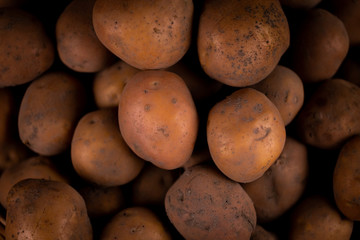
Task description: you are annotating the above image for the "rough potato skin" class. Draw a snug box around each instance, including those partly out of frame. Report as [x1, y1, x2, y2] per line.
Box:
[333, 135, 360, 221]
[289, 195, 353, 240]
[118, 70, 198, 170]
[93, 0, 194, 70]
[197, 0, 290, 87]
[207, 88, 286, 183]
[165, 164, 257, 240]
[0, 8, 54, 87]
[296, 78, 360, 149]
[18, 71, 87, 156]
[5, 179, 93, 240]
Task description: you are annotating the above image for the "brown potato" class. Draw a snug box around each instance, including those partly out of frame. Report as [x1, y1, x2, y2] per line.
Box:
[165, 164, 257, 240]
[0, 155, 69, 209]
[0, 138, 33, 173]
[289, 8, 349, 83]
[333, 135, 360, 221]
[93, 60, 140, 108]
[0, 8, 54, 87]
[56, 0, 115, 73]
[131, 163, 178, 206]
[289, 195, 353, 240]
[71, 108, 144, 186]
[296, 78, 360, 149]
[18, 71, 87, 156]
[243, 136, 308, 222]
[101, 206, 171, 240]
[250, 65, 304, 126]
[5, 179, 93, 240]
[331, 0, 360, 46]
[207, 88, 286, 183]
[197, 0, 290, 87]
[118, 70, 198, 170]
[93, 0, 194, 70]
[79, 184, 125, 219]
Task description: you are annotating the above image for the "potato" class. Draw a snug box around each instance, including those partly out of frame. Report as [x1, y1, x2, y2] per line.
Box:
[207, 88, 286, 183]
[101, 206, 171, 240]
[93, 60, 140, 108]
[165, 164, 257, 240]
[333, 135, 360, 221]
[71, 108, 144, 186]
[251, 225, 278, 240]
[289, 195, 353, 240]
[56, 0, 115, 73]
[0, 155, 69, 209]
[243, 136, 308, 222]
[93, 0, 194, 70]
[5, 179, 93, 240]
[182, 147, 212, 170]
[197, 0, 290, 87]
[0, 138, 33, 173]
[131, 163, 178, 206]
[0, 8, 54, 87]
[79, 184, 125, 219]
[118, 70, 198, 170]
[295, 78, 360, 149]
[250, 65, 304, 126]
[289, 8, 349, 83]
[18, 71, 87, 156]
[279, 0, 322, 9]
[330, 0, 360, 46]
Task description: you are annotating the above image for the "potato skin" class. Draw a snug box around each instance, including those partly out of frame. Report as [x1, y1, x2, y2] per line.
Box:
[251, 65, 304, 126]
[93, 60, 140, 108]
[289, 195, 353, 240]
[5, 179, 93, 240]
[207, 88, 286, 183]
[93, 0, 193, 70]
[333, 135, 360, 221]
[0, 155, 68, 209]
[101, 207, 171, 240]
[18, 71, 87, 156]
[165, 164, 257, 240]
[56, 0, 115, 73]
[243, 137, 308, 222]
[290, 8, 349, 83]
[118, 70, 198, 170]
[296, 78, 360, 149]
[0, 8, 54, 87]
[197, 0, 290, 87]
[71, 108, 144, 186]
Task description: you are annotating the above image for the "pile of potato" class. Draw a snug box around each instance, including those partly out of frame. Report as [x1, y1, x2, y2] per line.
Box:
[0, 0, 359, 239]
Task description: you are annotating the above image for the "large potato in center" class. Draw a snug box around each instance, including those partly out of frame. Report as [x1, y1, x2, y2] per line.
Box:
[207, 88, 286, 183]
[118, 70, 198, 170]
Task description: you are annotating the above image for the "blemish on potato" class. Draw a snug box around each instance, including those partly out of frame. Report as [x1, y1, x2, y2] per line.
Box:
[144, 104, 151, 112]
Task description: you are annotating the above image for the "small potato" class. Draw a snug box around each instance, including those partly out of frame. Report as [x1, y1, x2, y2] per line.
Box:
[131, 163, 178, 206]
[18, 71, 87, 156]
[207, 88, 286, 183]
[0, 139, 33, 173]
[0, 8, 55, 87]
[289, 195, 353, 240]
[71, 108, 145, 186]
[296, 78, 360, 149]
[118, 70, 198, 170]
[197, 0, 290, 87]
[56, 0, 115, 73]
[101, 206, 171, 240]
[165, 164, 257, 240]
[93, 0, 194, 70]
[0, 155, 69, 209]
[289, 8, 349, 83]
[333, 135, 360, 221]
[243, 136, 308, 222]
[5, 179, 93, 240]
[251, 65, 304, 126]
[93, 60, 140, 108]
